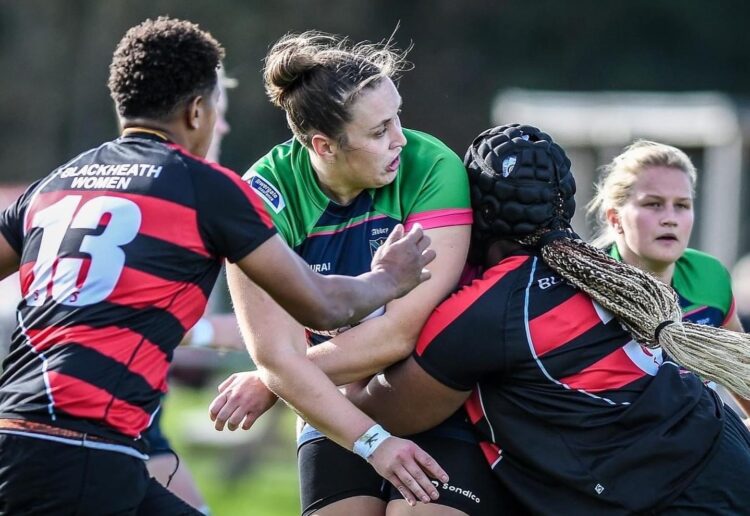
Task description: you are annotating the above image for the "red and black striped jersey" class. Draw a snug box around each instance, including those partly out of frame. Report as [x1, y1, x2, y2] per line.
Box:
[415, 251, 724, 515]
[0, 131, 275, 450]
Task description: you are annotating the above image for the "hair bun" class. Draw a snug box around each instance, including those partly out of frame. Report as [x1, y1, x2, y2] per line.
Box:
[264, 32, 337, 108]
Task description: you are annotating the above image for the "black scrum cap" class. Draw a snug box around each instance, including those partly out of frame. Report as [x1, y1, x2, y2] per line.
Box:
[464, 124, 576, 251]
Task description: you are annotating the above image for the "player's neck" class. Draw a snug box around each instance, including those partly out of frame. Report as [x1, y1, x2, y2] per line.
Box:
[485, 239, 522, 267]
[121, 118, 177, 140]
[621, 250, 676, 285]
[309, 153, 363, 206]
[121, 126, 171, 141]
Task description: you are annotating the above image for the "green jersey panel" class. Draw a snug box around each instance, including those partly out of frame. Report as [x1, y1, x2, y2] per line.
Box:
[244, 128, 472, 249]
[610, 246, 734, 327]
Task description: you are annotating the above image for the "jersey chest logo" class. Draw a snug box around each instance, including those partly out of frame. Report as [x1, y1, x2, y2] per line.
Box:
[369, 236, 387, 257]
[247, 174, 286, 213]
[369, 227, 390, 257]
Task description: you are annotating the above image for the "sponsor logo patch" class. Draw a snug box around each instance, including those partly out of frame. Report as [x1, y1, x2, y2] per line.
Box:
[247, 174, 286, 213]
[430, 480, 481, 504]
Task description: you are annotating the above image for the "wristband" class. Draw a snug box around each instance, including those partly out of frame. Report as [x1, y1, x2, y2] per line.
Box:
[189, 317, 214, 348]
[352, 424, 391, 460]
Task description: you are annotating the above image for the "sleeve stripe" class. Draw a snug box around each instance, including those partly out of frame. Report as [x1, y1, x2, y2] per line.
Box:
[404, 208, 472, 231]
[722, 297, 736, 327]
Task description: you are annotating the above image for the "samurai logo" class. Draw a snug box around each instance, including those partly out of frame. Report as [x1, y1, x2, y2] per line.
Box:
[369, 237, 387, 257]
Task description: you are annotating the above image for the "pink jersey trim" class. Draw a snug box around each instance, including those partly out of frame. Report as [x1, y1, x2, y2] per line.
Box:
[722, 297, 736, 327]
[404, 208, 472, 231]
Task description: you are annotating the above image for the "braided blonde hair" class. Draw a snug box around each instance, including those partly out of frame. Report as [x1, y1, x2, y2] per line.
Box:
[573, 141, 750, 392]
[534, 235, 750, 398]
[466, 127, 750, 397]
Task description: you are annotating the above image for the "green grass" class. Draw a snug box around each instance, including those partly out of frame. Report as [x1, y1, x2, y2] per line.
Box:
[161, 383, 301, 516]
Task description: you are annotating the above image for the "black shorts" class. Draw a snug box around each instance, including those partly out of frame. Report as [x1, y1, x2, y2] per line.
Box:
[0, 433, 200, 515]
[298, 437, 387, 516]
[386, 432, 530, 515]
[298, 432, 529, 516]
[661, 407, 750, 514]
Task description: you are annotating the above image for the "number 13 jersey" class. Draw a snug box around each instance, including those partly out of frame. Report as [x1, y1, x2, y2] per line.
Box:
[0, 131, 275, 451]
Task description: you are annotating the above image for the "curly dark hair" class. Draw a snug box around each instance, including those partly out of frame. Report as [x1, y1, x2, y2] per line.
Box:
[108, 17, 225, 120]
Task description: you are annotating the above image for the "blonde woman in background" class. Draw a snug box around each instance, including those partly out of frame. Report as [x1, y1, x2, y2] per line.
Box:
[587, 140, 750, 424]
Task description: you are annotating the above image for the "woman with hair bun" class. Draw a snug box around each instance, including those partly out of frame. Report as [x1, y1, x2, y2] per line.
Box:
[209, 32, 509, 515]
[352, 124, 750, 514]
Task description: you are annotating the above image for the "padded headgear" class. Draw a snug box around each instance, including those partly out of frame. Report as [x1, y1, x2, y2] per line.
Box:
[464, 124, 576, 249]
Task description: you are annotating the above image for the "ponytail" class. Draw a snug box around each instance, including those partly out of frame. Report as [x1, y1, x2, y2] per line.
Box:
[538, 235, 750, 398]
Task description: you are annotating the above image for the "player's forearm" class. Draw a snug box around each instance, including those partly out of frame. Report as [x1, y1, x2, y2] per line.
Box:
[314, 270, 403, 329]
[310, 224, 438, 329]
[256, 352, 376, 449]
[349, 359, 470, 437]
[231, 265, 379, 447]
[350, 374, 435, 436]
[234, 237, 414, 331]
[307, 314, 416, 385]
[308, 227, 471, 385]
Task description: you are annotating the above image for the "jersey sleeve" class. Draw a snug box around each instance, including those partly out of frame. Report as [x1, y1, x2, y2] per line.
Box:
[0, 180, 42, 254]
[242, 162, 295, 246]
[413, 274, 508, 391]
[716, 262, 737, 325]
[192, 163, 276, 263]
[677, 249, 736, 325]
[400, 131, 473, 230]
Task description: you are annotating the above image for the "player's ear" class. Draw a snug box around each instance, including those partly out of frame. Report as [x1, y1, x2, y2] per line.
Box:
[606, 208, 622, 234]
[310, 133, 337, 161]
[186, 95, 204, 130]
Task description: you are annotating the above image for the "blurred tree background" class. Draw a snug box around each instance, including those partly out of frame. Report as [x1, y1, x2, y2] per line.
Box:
[2, 1, 750, 514]
[2, 0, 750, 183]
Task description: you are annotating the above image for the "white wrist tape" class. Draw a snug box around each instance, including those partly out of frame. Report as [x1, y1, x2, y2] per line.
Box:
[352, 424, 391, 460]
[189, 317, 214, 348]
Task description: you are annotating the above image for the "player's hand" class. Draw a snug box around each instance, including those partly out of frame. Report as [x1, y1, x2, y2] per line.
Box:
[367, 436, 448, 506]
[208, 371, 278, 431]
[371, 224, 436, 299]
